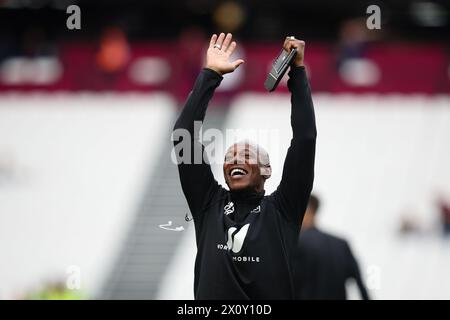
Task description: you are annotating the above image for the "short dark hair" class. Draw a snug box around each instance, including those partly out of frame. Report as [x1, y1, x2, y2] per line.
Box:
[308, 194, 320, 214]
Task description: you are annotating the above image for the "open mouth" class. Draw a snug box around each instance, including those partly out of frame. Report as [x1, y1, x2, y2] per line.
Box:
[230, 167, 248, 178]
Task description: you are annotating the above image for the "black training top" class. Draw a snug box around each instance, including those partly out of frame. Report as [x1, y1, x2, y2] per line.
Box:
[173, 66, 316, 299]
[293, 227, 370, 300]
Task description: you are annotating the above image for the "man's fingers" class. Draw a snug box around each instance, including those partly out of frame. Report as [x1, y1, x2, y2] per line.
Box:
[222, 33, 232, 51]
[226, 41, 237, 55]
[283, 38, 294, 52]
[283, 41, 292, 52]
[209, 34, 218, 48]
[216, 32, 226, 49]
[231, 59, 245, 70]
[283, 38, 305, 52]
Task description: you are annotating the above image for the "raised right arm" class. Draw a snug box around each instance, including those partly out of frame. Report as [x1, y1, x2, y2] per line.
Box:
[173, 33, 244, 219]
[173, 68, 223, 218]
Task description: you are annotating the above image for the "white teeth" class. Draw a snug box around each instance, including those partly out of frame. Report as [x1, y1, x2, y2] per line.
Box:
[231, 168, 247, 176]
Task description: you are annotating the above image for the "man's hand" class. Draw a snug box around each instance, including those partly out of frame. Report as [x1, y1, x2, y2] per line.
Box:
[283, 36, 305, 67]
[205, 33, 245, 76]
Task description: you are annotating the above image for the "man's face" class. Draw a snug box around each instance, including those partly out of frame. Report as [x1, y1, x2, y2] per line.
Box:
[223, 143, 265, 192]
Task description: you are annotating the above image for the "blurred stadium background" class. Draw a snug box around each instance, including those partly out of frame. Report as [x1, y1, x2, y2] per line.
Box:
[0, 0, 449, 300]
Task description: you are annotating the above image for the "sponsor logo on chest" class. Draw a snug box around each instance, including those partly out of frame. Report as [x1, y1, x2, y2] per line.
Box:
[218, 202, 262, 263]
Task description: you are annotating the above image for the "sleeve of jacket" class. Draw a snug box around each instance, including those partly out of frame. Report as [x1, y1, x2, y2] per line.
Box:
[173, 68, 223, 221]
[271, 66, 317, 225]
[345, 241, 370, 300]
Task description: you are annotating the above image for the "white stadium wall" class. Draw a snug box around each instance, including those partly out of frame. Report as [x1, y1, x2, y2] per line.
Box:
[1, 92, 449, 300]
[0, 93, 175, 299]
[158, 93, 450, 300]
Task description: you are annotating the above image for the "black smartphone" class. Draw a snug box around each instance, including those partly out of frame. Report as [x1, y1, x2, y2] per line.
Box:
[264, 48, 297, 92]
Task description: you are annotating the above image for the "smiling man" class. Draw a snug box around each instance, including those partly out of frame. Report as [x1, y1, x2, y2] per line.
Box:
[173, 33, 316, 299]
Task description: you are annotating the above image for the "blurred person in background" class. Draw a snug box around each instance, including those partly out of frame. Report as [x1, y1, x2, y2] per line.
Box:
[93, 26, 130, 89]
[177, 27, 208, 99]
[398, 214, 421, 235]
[96, 27, 130, 74]
[293, 194, 370, 300]
[437, 195, 450, 236]
[336, 18, 372, 67]
[173, 33, 316, 299]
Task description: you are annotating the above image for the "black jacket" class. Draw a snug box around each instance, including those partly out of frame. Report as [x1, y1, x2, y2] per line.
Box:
[293, 227, 370, 300]
[173, 67, 316, 299]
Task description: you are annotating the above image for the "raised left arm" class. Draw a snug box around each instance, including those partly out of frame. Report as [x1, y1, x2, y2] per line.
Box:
[272, 38, 317, 225]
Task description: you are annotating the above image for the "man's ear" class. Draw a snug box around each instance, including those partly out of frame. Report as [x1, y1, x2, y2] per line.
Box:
[260, 166, 272, 179]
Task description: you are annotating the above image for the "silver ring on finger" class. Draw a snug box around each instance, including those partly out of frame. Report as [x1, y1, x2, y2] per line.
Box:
[214, 44, 221, 49]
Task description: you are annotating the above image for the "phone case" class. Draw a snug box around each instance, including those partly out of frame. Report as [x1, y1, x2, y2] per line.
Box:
[264, 48, 297, 92]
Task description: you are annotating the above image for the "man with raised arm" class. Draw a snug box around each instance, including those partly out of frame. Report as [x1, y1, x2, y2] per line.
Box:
[173, 33, 316, 299]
